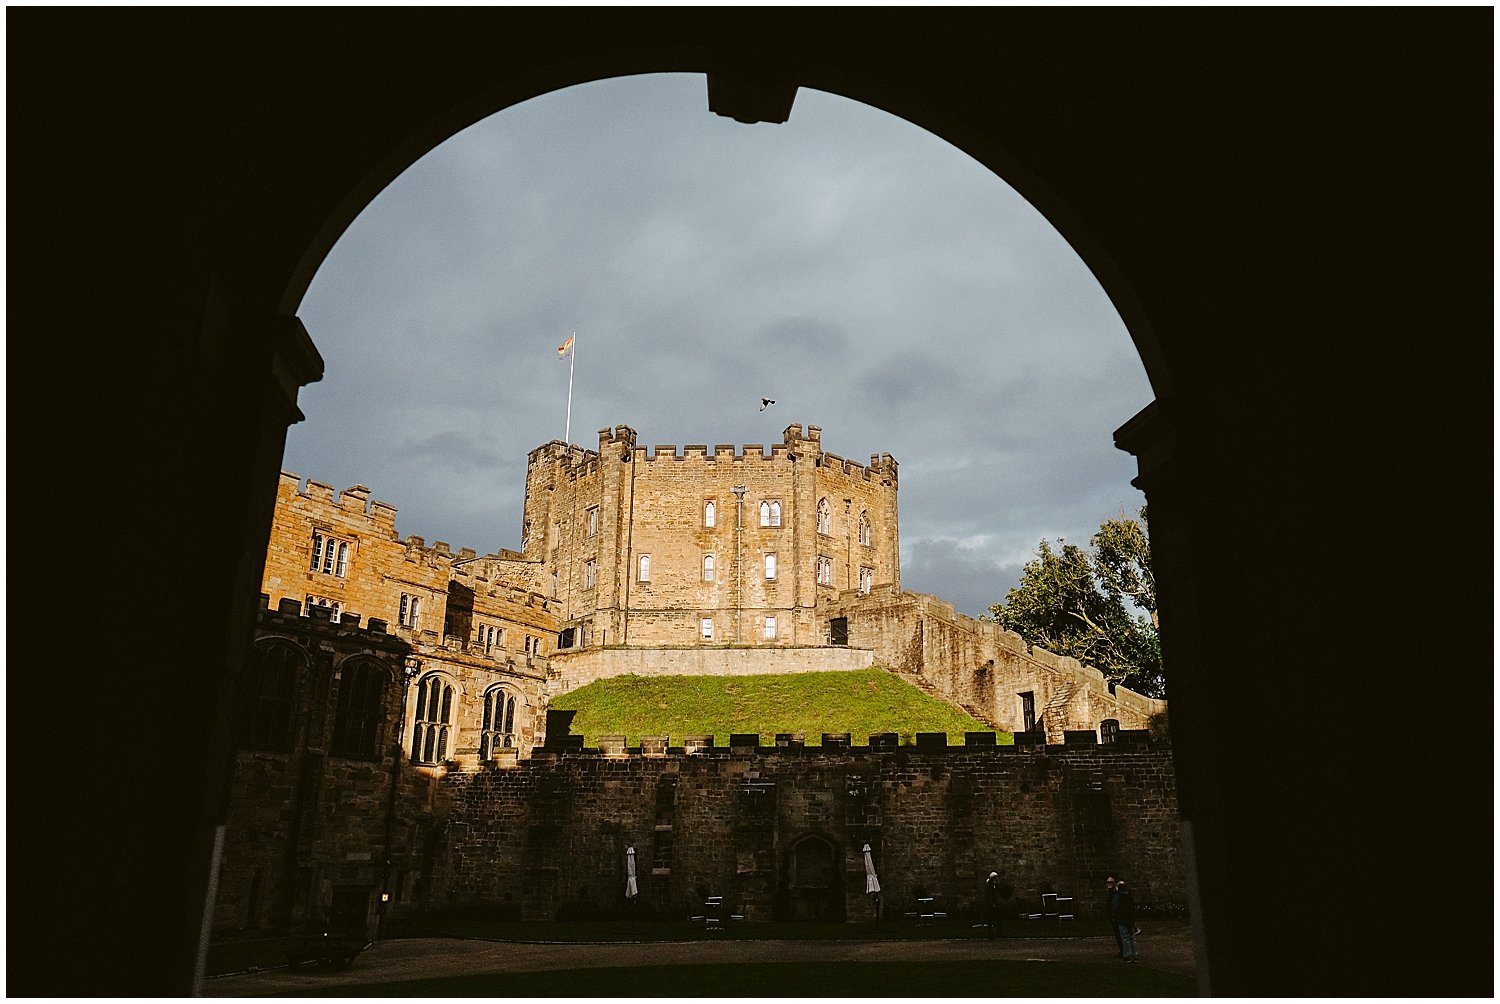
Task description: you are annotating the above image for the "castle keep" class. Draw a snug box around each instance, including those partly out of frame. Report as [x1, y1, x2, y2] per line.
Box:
[525, 423, 899, 650]
[220, 423, 1174, 939]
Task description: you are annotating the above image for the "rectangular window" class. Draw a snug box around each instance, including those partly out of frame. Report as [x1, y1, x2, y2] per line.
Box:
[587, 506, 599, 536]
[700, 617, 714, 640]
[584, 559, 597, 589]
[310, 531, 351, 578]
[764, 615, 777, 640]
[764, 553, 777, 580]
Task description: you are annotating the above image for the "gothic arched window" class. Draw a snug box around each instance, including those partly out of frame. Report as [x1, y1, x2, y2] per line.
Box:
[241, 641, 301, 749]
[859, 511, 871, 546]
[817, 498, 831, 535]
[411, 673, 456, 764]
[481, 687, 519, 758]
[331, 659, 387, 758]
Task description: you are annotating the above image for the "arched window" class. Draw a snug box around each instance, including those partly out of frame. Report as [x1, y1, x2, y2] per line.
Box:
[331, 659, 387, 758]
[817, 498, 831, 534]
[411, 673, 455, 764]
[704, 500, 715, 527]
[480, 687, 519, 758]
[760, 500, 781, 527]
[703, 554, 714, 581]
[399, 593, 421, 629]
[638, 554, 650, 581]
[241, 641, 300, 749]
[859, 511, 871, 546]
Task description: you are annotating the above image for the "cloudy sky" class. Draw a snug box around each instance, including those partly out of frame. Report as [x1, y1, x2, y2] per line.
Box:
[289, 74, 1152, 618]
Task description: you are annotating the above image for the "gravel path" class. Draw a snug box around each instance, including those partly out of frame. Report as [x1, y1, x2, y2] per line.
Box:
[204, 921, 1195, 996]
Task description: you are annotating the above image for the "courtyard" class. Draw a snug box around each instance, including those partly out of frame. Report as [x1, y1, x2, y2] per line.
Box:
[204, 919, 1196, 996]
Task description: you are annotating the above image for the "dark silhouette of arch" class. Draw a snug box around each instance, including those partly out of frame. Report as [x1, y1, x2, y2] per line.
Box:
[8, 11, 1489, 997]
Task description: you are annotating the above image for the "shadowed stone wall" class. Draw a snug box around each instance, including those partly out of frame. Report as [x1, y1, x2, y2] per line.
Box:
[424, 737, 1182, 925]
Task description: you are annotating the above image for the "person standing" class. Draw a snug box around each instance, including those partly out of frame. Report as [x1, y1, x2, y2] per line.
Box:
[1113, 877, 1139, 963]
[983, 872, 1011, 939]
[1105, 875, 1124, 958]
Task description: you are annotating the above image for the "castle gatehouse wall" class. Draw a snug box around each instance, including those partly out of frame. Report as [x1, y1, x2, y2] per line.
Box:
[426, 738, 1183, 925]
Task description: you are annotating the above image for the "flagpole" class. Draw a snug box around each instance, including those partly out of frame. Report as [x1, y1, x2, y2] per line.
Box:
[564, 331, 575, 444]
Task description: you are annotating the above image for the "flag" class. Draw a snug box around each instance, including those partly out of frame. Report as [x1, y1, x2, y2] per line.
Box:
[557, 335, 574, 359]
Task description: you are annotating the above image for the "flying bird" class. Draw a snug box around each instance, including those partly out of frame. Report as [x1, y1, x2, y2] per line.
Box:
[760, 398, 776, 412]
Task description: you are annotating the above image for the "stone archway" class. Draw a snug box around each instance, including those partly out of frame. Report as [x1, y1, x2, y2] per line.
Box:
[10, 12, 1491, 998]
[782, 833, 845, 923]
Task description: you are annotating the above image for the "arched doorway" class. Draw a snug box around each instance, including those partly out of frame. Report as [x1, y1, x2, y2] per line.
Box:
[783, 834, 845, 922]
[14, 13, 1490, 998]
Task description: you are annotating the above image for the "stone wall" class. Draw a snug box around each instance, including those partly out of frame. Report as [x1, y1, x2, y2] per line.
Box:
[818, 586, 1166, 741]
[426, 736, 1182, 925]
[265, 471, 559, 663]
[548, 645, 875, 696]
[214, 599, 556, 939]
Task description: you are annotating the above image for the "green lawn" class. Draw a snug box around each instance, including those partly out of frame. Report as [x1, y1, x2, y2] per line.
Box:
[209, 920, 1113, 977]
[278, 959, 1194, 997]
[549, 668, 1007, 748]
[387, 916, 1114, 943]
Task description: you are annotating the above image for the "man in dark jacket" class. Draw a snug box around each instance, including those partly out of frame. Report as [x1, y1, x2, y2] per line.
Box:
[1112, 877, 1139, 962]
[1105, 874, 1123, 957]
[983, 872, 1012, 939]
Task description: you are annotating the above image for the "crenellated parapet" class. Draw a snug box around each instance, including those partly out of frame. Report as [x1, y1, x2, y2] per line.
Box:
[529, 728, 1159, 758]
[278, 470, 400, 537]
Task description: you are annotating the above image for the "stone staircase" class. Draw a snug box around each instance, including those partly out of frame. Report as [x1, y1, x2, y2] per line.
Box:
[892, 667, 1003, 732]
[1039, 679, 1080, 742]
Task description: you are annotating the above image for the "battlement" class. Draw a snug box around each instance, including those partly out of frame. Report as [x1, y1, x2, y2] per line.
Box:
[528, 727, 1158, 760]
[279, 470, 399, 533]
[520, 422, 898, 482]
[527, 439, 602, 473]
[257, 593, 402, 638]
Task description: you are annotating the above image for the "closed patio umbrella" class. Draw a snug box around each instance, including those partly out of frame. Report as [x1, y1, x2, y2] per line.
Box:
[625, 845, 639, 900]
[862, 843, 881, 924]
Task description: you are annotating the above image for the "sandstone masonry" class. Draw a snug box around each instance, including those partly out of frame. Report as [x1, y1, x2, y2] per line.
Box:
[216, 422, 1177, 940]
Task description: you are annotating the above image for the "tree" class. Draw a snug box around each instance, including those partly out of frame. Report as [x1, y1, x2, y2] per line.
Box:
[989, 507, 1164, 698]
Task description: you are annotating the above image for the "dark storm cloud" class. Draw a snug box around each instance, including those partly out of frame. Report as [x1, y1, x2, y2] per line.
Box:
[901, 538, 1028, 621]
[393, 431, 505, 473]
[286, 74, 1152, 599]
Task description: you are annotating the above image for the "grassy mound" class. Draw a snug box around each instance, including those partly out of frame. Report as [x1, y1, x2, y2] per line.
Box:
[548, 668, 1009, 747]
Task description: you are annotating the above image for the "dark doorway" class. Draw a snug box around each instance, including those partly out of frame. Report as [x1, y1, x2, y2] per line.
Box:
[829, 617, 848, 646]
[785, 835, 845, 922]
[328, 886, 371, 938]
[1019, 692, 1036, 733]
